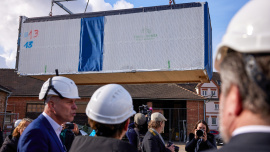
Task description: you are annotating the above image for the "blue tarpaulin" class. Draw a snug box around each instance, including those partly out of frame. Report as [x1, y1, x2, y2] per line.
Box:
[78, 17, 104, 72]
[204, 2, 213, 80]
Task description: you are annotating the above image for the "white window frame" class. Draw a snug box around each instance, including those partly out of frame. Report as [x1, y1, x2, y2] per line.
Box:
[211, 90, 216, 96]
[202, 90, 207, 96]
[215, 104, 219, 110]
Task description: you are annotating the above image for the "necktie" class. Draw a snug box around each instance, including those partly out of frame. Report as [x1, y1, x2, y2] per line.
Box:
[195, 138, 202, 152]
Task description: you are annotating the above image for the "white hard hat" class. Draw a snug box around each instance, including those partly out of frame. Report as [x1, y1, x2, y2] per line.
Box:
[151, 112, 167, 122]
[134, 113, 146, 125]
[86, 84, 136, 124]
[39, 76, 80, 100]
[14, 119, 22, 128]
[215, 0, 270, 71]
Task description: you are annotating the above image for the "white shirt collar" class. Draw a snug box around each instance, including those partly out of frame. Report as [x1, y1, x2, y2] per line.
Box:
[232, 125, 270, 137]
[42, 112, 63, 138]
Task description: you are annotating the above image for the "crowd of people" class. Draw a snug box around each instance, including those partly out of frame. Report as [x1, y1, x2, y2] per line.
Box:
[1, 0, 270, 151]
[0, 118, 32, 152]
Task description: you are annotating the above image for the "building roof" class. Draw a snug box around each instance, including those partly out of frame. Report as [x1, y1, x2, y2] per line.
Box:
[177, 83, 198, 92]
[0, 69, 205, 100]
[0, 84, 12, 93]
[0, 69, 44, 96]
[178, 72, 221, 96]
[178, 72, 220, 91]
[76, 84, 205, 100]
[124, 84, 204, 99]
[24, 2, 203, 23]
[211, 72, 221, 86]
[195, 72, 221, 88]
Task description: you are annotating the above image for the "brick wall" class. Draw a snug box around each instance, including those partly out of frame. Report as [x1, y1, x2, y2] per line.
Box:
[186, 100, 204, 135]
[0, 91, 8, 128]
[0, 92, 7, 111]
[2, 96, 205, 139]
[7, 97, 91, 119]
[7, 97, 39, 119]
[0, 96, 89, 138]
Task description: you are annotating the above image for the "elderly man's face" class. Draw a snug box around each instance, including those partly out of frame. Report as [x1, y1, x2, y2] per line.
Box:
[160, 121, 165, 133]
[53, 97, 77, 124]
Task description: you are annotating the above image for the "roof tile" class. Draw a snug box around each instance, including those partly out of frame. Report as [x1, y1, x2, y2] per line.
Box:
[0, 69, 206, 100]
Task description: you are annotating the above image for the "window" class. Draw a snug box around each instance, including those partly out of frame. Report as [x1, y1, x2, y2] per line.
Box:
[212, 117, 216, 125]
[206, 117, 209, 124]
[214, 102, 219, 110]
[27, 103, 44, 112]
[211, 90, 216, 96]
[202, 90, 207, 96]
[215, 104, 219, 110]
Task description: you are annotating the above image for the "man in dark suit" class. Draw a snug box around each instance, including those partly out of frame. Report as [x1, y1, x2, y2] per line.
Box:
[142, 112, 174, 152]
[18, 76, 80, 152]
[213, 0, 270, 152]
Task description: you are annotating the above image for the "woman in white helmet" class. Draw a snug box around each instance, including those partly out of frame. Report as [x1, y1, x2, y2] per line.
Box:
[1, 118, 32, 152]
[69, 84, 137, 152]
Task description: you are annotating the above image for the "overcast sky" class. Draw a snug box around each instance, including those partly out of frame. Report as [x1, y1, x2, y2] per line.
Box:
[0, 0, 249, 70]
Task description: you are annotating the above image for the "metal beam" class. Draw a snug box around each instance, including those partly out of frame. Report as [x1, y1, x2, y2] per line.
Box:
[54, 1, 73, 15]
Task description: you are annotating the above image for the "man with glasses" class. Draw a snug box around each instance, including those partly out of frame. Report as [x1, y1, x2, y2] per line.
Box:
[18, 76, 80, 152]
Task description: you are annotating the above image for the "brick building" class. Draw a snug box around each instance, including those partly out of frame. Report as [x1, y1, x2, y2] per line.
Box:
[178, 73, 221, 133]
[196, 73, 221, 131]
[0, 85, 12, 131]
[0, 69, 209, 142]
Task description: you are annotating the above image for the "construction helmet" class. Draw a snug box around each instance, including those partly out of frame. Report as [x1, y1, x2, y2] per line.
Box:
[39, 76, 80, 100]
[215, 0, 270, 71]
[134, 113, 146, 125]
[14, 119, 22, 128]
[86, 84, 136, 124]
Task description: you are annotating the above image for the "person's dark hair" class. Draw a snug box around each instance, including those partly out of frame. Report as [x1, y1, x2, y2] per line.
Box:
[135, 121, 148, 134]
[220, 51, 270, 120]
[88, 118, 127, 138]
[193, 120, 209, 133]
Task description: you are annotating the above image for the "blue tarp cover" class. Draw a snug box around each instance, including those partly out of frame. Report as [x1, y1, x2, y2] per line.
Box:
[204, 2, 213, 80]
[78, 17, 104, 72]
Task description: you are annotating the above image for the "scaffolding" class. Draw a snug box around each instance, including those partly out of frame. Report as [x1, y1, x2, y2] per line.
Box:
[0, 112, 19, 138]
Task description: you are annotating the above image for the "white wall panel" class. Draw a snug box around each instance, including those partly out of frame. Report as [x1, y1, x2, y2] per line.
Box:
[18, 19, 81, 75]
[103, 6, 204, 71]
[17, 3, 209, 76]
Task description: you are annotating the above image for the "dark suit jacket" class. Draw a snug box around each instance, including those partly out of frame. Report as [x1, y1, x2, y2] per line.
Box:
[69, 136, 137, 152]
[208, 132, 270, 152]
[17, 114, 65, 152]
[142, 129, 171, 152]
